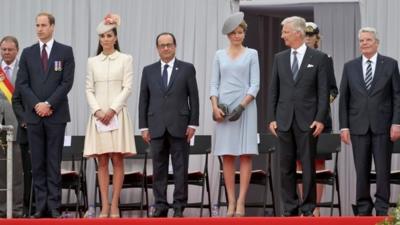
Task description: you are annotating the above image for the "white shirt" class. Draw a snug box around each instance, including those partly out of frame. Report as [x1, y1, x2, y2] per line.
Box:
[39, 38, 54, 58]
[1, 59, 17, 80]
[160, 57, 175, 85]
[291, 43, 307, 69]
[362, 52, 377, 81]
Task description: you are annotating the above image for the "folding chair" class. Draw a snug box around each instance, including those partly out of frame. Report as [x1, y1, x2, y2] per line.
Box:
[217, 133, 276, 216]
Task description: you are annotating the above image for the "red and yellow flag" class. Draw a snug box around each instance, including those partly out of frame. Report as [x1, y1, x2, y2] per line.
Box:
[0, 67, 14, 104]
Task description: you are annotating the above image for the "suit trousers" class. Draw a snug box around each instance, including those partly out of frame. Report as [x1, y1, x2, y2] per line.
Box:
[150, 131, 189, 210]
[277, 119, 317, 215]
[19, 143, 33, 215]
[28, 120, 66, 213]
[351, 131, 392, 214]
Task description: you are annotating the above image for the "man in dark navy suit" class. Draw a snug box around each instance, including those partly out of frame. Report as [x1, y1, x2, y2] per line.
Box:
[339, 27, 400, 216]
[139, 32, 199, 217]
[16, 12, 75, 218]
[267, 16, 328, 217]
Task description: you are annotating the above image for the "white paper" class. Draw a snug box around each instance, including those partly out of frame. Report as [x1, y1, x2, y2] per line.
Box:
[64, 136, 71, 147]
[95, 115, 119, 132]
[190, 135, 195, 146]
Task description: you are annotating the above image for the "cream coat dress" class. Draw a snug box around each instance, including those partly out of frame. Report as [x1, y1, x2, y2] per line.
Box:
[83, 51, 136, 157]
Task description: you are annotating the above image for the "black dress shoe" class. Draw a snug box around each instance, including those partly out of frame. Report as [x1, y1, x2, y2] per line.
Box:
[173, 207, 184, 217]
[283, 210, 299, 217]
[302, 211, 314, 217]
[48, 209, 61, 218]
[31, 212, 45, 219]
[376, 211, 388, 216]
[152, 208, 168, 218]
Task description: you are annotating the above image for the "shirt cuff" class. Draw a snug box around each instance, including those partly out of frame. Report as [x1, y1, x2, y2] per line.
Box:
[140, 128, 149, 132]
[340, 128, 349, 132]
[188, 125, 197, 130]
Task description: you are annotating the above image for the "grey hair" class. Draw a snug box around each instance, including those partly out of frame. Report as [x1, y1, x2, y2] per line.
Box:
[281, 16, 306, 36]
[358, 27, 379, 43]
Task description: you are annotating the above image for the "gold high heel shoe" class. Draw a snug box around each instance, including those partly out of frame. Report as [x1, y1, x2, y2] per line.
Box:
[234, 204, 245, 217]
[99, 205, 110, 218]
[226, 204, 236, 217]
[110, 207, 120, 218]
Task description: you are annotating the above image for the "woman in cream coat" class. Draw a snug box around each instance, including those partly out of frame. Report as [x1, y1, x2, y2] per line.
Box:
[83, 14, 136, 218]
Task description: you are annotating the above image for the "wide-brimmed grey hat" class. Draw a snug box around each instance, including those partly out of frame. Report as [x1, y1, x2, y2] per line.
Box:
[222, 12, 244, 34]
[96, 14, 121, 34]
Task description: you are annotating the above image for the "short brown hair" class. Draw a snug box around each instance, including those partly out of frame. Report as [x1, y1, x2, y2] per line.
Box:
[0, 36, 19, 50]
[36, 12, 55, 25]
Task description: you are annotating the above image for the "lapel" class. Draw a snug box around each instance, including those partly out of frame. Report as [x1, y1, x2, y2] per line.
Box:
[368, 54, 384, 94]
[353, 56, 369, 94]
[153, 61, 164, 91]
[11, 59, 18, 85]
[166, 59, 180, 92]
[33, 43, 46, 81]
[294, 47, 312, 84]
[282, 50, 295, 85]
[46, 41, 59, 77]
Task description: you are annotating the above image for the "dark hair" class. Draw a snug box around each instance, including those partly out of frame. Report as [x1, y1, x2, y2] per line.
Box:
[36, 12, 55, 25]
[96, 28, 120, 55]
[0, 36, 19, 50]
[155, 32, 176, 47]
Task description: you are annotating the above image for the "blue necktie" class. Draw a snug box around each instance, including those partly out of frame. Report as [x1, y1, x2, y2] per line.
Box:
[365, 60, 372, 90]
[162, 64, 169, 88]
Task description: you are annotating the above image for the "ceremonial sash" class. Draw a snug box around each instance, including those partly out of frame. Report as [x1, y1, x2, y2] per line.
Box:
[0, 67, 14, 104]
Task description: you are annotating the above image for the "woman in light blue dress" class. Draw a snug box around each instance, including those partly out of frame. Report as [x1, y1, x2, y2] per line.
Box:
[210, 12, 260, 217]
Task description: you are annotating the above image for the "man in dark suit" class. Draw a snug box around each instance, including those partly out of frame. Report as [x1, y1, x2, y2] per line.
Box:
[15, 12, 75, 218]
[0, 36, 24, 217]
[138, 32, 199, 217]
[339, 27, 400, 216]
[267, 16, 329, 216]
[12, 75, 32, 218]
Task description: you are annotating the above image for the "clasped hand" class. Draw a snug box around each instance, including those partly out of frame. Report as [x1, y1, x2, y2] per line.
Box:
[35, 102, 53, 117]
[95, 108, 116, 125]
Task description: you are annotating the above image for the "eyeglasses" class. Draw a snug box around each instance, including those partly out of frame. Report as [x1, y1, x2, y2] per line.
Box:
[158, 43, 175, 49]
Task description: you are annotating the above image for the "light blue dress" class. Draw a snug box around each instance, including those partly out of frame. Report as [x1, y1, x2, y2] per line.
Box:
[210, 48, 260, 156]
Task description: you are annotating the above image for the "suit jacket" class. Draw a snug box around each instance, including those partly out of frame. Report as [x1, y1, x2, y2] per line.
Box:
[138, 59, 199, 139]
[15, 41, 75, 124]
[0, 59, 19, 140]
[325, 55, 338, 131]
[12, 84, 28, 144]
[267, 47, 329, 131]
[339, 54, 400, 135]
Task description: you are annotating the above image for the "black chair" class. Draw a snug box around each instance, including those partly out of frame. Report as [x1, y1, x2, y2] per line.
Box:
[369, 140, 400, 207]
[296, 133, 342, 216]
[217, 133, 276, 216]
[146, 135, 212, 217]
[93, 135, 149, 217]
[60, 136, 88, 217]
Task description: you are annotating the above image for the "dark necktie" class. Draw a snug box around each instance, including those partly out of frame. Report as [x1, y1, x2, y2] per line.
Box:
[291, 51, 299, 80]
[162, 64, 169, 88]
[365, 60, 372, 90]
[41, 43, 48, 72]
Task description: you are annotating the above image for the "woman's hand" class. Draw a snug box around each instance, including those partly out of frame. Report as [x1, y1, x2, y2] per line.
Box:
[212, 107, 225, 122]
